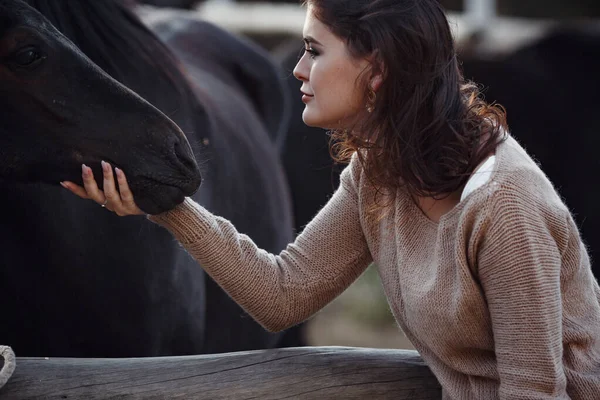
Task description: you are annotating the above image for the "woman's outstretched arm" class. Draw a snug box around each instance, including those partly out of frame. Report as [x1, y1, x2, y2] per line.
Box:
[62, 158, 373, 332]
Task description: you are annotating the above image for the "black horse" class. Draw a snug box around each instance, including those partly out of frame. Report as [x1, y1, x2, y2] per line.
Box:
[137, 5, 292, 150]
[0, 0, 201, 208]
[0, 0, 296, 357]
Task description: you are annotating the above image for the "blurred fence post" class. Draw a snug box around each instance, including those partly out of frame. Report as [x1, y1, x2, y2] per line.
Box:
[465, 0, 497, 32]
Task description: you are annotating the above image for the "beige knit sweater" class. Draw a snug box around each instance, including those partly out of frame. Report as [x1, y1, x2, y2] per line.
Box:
[150, 135, 600, 399]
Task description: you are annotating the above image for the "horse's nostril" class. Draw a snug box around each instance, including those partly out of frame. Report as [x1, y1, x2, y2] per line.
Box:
[173, 140, 196, 170]
[172, 139, 201, 193]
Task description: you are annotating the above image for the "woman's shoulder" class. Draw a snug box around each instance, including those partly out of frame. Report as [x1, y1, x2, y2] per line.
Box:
[492, 135, 568, 210]
[462, 134, 572, 233]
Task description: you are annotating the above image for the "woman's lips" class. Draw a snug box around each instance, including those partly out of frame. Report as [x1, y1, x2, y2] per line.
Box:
[301, 91, 314, 103]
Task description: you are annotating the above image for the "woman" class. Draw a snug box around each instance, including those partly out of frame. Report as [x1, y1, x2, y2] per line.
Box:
[62, 0, 600, 398]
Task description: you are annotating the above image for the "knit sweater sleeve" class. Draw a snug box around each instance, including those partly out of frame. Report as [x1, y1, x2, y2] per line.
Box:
[477, 184, 570, 399]
[148, 158, 373, 332]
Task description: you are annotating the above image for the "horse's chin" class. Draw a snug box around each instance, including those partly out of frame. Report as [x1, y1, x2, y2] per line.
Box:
[133, 183, 187, 215]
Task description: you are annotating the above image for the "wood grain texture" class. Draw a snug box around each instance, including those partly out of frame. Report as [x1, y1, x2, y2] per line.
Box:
[0, 346, 441, 399]
[0, 346, 16, 389]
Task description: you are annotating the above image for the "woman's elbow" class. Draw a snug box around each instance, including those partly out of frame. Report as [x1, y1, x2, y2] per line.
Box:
[258, 317, 298, 333]
[254, 309, 306, 333]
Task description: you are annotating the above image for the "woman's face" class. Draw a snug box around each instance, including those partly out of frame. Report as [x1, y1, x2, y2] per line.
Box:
[293, 6, 372, 130]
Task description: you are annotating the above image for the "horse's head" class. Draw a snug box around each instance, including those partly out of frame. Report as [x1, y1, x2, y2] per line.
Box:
[0, 0, 202, 214]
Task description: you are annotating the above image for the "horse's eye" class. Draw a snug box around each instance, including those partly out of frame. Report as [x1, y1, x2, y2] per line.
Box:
[13, 47, 44, 67]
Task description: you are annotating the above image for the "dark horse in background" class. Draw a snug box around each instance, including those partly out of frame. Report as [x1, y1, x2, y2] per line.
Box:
[0, 0, 298, 357]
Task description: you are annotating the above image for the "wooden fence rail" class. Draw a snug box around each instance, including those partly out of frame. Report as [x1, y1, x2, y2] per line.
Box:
[0, 346, 441, 399]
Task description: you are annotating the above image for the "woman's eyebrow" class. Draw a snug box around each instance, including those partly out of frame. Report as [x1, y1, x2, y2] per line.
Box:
[303, 36, 322, 46]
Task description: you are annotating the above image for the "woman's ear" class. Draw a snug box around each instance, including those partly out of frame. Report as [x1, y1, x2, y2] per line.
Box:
[370, 74, 383, 92]
[369, 51, 385, 92]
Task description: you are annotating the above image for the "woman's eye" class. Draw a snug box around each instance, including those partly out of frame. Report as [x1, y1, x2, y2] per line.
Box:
[304, 47, 319, 59]
[13, 47, 44, 67]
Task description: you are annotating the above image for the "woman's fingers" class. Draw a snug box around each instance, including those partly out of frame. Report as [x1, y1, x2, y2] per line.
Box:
[82, 164, 106, 205]
[115, 168, 133, 204]
[60, 181, 90, 199]
[101, 161, 121, 211]
[115, 168, 145, 215]
[61, 163, 146, 216]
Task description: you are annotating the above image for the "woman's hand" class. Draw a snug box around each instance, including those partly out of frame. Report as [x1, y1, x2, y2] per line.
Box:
[61, 161, 146, 216]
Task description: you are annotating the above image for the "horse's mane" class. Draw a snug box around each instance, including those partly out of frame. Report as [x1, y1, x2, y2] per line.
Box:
[25, 0, 199, 122]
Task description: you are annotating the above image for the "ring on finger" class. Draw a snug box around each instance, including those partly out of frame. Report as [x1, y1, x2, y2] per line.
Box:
[101, 199, 108, 208]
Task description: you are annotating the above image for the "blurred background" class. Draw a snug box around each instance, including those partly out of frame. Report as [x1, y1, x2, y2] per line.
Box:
[138, 0, 600, 350]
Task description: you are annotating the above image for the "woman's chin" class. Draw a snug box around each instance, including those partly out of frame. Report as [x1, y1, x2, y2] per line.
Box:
[301, 111, 328, 129]
[302, 110, 350, 131]
[301, 111, 317, 127]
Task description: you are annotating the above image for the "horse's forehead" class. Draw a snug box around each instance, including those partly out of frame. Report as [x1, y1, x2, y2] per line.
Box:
[0, 0, 52, 33]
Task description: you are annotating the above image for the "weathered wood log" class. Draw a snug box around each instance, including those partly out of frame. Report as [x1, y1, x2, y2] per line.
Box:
[0, 346, 15, 389]
[0, 346, 441, 399]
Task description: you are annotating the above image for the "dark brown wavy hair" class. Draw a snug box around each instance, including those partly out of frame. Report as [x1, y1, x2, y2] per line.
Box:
[304, 0, 507, 202]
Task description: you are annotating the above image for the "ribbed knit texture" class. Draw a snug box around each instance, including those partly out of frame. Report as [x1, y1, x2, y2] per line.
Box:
[150, 135, 600, 399]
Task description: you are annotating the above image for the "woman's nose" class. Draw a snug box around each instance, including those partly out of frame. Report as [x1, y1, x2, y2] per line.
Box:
[293, 54, 308, 82]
